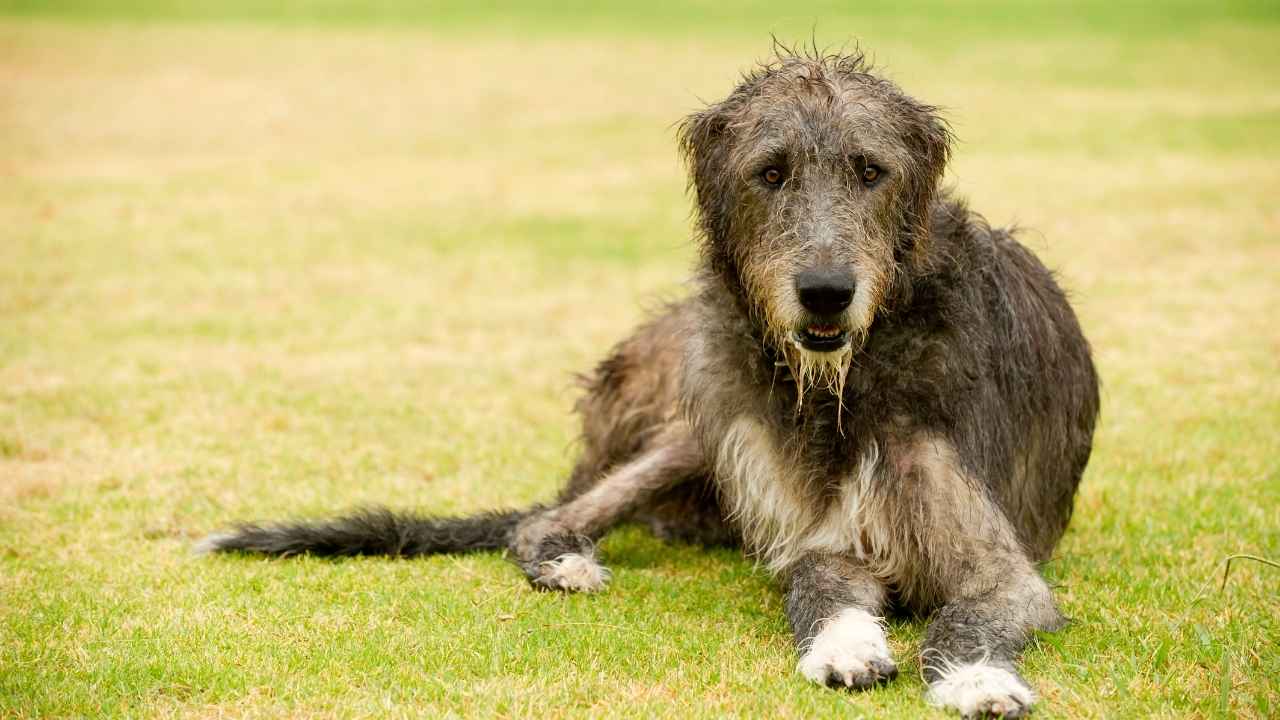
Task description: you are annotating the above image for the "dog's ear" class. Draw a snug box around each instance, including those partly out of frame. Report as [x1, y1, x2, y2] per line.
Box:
[678, 98, 739, 247]
[899, 105, 952, 264]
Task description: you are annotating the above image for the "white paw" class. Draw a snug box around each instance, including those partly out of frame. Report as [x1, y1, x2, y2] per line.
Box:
[534, 552, 610, 592]
[797, 608, 898, 689]
[926, 661, 1035, 718]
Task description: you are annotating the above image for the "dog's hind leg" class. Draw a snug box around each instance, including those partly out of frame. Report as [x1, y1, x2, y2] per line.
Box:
[634, 478, 736, 547]
[510, 423, 704, 592]
[889, 434, 1064, 719]
[787, 553, 898, 690]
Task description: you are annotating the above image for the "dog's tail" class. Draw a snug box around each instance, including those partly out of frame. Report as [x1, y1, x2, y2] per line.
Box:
[194, 506, 537, 558]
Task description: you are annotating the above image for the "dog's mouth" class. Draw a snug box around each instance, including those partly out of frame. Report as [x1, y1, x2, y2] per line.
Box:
[794, 323, 850, 352]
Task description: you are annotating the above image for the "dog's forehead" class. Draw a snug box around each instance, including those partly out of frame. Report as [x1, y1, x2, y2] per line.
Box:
[742, 77, 907, 159]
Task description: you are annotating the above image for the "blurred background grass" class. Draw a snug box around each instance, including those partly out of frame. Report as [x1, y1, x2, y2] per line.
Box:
[1, 2, 1278, 718]
[1, 0, 1276, 36]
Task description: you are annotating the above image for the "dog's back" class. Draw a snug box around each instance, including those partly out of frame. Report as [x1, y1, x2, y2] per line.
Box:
[911, 197, 1100, 560]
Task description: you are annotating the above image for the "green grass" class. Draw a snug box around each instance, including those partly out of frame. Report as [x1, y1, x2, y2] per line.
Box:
[2, 2, 1278, 718]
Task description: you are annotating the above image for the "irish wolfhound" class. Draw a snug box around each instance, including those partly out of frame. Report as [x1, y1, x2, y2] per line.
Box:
[200, 48, 1099, 718]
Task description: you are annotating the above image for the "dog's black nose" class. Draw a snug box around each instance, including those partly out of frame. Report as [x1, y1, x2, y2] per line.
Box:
[795, 269, 855, 315]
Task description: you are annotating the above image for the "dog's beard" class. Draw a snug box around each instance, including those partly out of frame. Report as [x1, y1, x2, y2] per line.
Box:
[751, 260, 881, 424]
[784, 334, 857, 414]
[762, 318, 863, 429]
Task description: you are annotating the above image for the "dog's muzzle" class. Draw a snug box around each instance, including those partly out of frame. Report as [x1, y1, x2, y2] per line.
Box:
[793, 268, 855, 351]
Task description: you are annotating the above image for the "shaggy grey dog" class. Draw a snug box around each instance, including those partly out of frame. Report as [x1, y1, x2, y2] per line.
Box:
[200, 49, 1099, 718]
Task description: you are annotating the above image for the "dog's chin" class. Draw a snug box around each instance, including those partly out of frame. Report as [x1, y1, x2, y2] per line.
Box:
[793, 323, 851, 353]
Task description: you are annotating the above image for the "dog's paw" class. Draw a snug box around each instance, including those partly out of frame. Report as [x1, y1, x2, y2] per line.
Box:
[797, 608, 898, 690]
[532, 552, 611, 592]
[926, 662, 1034, 718]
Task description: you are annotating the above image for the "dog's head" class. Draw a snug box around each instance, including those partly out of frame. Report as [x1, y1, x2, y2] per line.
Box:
[680, 49, 951, 396]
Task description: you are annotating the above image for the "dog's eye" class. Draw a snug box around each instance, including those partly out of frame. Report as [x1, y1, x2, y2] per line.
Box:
[861, 165, 882, 186]
[761, 167, 784, 187]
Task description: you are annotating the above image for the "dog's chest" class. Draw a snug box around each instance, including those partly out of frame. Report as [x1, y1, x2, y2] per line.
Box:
[714, 416, 892, 576]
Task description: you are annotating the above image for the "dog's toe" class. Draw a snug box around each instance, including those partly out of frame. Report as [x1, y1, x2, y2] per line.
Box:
[822, 659, 897, 691]
[869, 656, 899, 683]
[968, 695, 1031, 719]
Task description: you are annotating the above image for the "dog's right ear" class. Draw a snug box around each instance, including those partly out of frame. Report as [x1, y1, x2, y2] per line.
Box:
[678, 99, 738, 247]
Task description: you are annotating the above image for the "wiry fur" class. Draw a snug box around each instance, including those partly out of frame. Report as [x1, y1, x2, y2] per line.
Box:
[196, 507, 531, 557]
[200, 46, 1099, 718]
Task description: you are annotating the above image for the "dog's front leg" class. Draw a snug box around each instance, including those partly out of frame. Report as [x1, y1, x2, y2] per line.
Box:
[511, 423, 704, 592]
[921, 568, 1061, 719]
[891, 434, 1064, 719]
[787, 552, 898, 690]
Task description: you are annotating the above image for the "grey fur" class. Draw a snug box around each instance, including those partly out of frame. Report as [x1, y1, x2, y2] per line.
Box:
[511, 428, 704, 585]
[787, 553, 896, 689]
[787, 554, 888, 646]
[200, 46, 1099, 717]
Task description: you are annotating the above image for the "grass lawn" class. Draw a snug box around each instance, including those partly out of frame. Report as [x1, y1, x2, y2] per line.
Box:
[2, 2, 1278, 717]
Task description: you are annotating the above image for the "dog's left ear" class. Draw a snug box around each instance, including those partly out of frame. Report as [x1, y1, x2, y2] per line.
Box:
[899, 105, 952, 264]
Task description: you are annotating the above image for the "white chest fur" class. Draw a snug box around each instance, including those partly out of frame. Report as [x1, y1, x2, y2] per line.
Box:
[715, 417, 900, 578]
